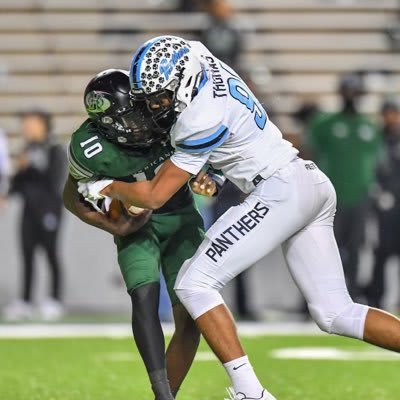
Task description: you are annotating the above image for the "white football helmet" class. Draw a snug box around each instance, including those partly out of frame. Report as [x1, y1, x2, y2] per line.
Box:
[129, 35, 204, 131]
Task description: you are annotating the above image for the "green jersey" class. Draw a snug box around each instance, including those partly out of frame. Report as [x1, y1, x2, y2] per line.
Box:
[308, 111, 382, 207]
[68, 119, 193, 214]
[67, 119, 204, 304]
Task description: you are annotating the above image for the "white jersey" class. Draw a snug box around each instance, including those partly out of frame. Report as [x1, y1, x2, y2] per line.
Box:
[170, 41, 298, 193]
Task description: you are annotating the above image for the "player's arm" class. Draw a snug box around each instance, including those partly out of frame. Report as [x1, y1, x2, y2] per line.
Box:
[63, 174, 151, 236]
[81, 142, 213, 209]
[101, 160, 192, 210]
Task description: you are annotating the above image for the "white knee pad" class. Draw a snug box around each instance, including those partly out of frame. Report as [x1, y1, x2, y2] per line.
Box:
[175, 286, 225, 320]
[174, 261, 225, 320]
[309, 302, 369, 340]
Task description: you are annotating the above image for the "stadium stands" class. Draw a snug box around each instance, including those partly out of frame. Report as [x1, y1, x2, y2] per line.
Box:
[1, 0, 399, 155]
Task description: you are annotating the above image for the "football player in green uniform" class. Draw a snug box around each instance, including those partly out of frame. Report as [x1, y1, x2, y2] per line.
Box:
[63, 69, 216, 400]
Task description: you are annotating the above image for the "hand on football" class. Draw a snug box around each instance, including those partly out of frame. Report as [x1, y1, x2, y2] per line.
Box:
[190, 171, 217, 197]
[112, 207, 152, 237]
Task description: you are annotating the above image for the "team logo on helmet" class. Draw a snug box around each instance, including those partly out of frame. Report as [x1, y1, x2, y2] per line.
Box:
[130, 36, 192, 94]
[85, 91, 111, 113]
[159, 47, 190, 80]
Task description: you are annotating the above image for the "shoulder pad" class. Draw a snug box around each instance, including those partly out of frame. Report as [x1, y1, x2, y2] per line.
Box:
[173, 123, 230, 154]
[172, 82, 228, 154]
[69, 120, 152, 179]
[68, 120, 97, 180]
[176, 87, 226, 133]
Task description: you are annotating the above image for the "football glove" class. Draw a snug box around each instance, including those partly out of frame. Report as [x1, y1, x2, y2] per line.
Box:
[83, 196, 113, 214]
[77, 178, 114, 202]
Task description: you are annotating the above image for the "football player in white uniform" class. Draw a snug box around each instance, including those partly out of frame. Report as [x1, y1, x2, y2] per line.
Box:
[79, 36, 400, 399]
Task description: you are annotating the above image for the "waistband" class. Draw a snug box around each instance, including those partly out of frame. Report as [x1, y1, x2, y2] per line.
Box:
[252, 157, 317, 187]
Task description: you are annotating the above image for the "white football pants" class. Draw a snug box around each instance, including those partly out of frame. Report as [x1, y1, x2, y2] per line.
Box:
[175, 158, 369, 339]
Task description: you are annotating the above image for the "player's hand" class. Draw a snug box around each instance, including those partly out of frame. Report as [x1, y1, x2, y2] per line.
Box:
[112, 208, 152, 236]
[190, 171, 217, 197]
[78, 178, 114, 202]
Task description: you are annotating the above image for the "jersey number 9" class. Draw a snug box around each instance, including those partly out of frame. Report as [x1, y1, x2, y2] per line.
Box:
[228, 77, 267, 130]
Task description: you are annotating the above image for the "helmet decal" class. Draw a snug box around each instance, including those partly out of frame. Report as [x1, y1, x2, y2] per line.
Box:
[83, 69, 165, 149]
[130, 36, 192, 95]
[159, 47, 190, 80]
[85, 91, 111, 114]
[129, 35, 203, 131]
[130, 37, 161, 91]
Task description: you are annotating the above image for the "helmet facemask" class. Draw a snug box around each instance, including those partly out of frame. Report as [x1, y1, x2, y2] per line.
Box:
[129, 36, 204, 132]
[84, 69, 166, 151]
[88, 93, 163, 149]
[130, 78, 183, 133]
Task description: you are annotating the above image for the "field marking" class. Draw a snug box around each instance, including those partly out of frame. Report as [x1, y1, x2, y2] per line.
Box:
[271, 347, 400, 361]
[97, 351, 216, 363]
[0, 322, 322, 339]
[194, 351, 217, 361]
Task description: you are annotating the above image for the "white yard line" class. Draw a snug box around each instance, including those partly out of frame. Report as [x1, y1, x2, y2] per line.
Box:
[0, 321, 322, 339]
[271, 347, 400, 361]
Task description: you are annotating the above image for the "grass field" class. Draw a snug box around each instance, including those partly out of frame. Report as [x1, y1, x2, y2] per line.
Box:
[1, 332, 399, 400]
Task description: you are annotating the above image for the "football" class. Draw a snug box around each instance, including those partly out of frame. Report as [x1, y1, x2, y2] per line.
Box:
[107, 198, 146, 220]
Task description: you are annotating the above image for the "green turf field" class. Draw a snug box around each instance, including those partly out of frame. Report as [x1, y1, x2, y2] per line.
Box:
[1, 334, 399, 400]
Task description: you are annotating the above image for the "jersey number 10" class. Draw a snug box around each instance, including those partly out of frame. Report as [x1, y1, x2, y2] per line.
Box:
[80, 136, 103, 159]
[228, 77, 267, 130]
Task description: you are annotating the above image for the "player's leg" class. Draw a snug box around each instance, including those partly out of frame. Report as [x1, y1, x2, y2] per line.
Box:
[167, 304, 200, 396]
[283, 223, 369, 339]
[116, 229, 174, 400]
[175, 202, 291, 400]
[129, 283, 174, 400]
[283, 185, 400, 352]
[158, 208, 203, 396]
[175, 168, 320, 399]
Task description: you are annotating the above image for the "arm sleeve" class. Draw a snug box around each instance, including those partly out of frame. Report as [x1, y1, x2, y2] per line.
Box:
[170, 150, 211, 176]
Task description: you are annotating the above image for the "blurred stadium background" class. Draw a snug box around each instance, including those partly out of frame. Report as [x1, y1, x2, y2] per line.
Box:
[1, 0, 400, 316]
[1, 1, 400, 399]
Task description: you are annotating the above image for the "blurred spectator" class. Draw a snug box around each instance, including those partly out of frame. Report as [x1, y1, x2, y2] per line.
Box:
[3, 110, 67, 321]
[200, 0, 243, 69]
[365, 99, 400, 308]
[294, 97, 321, 159]
[294, 99, 320, 130]
[307, 74, 382, 300]
[0, 128, 10, 208]
[177, 0, 201, 12]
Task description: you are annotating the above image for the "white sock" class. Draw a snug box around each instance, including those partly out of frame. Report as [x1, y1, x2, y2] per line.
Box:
[223, 355, 264, 398]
